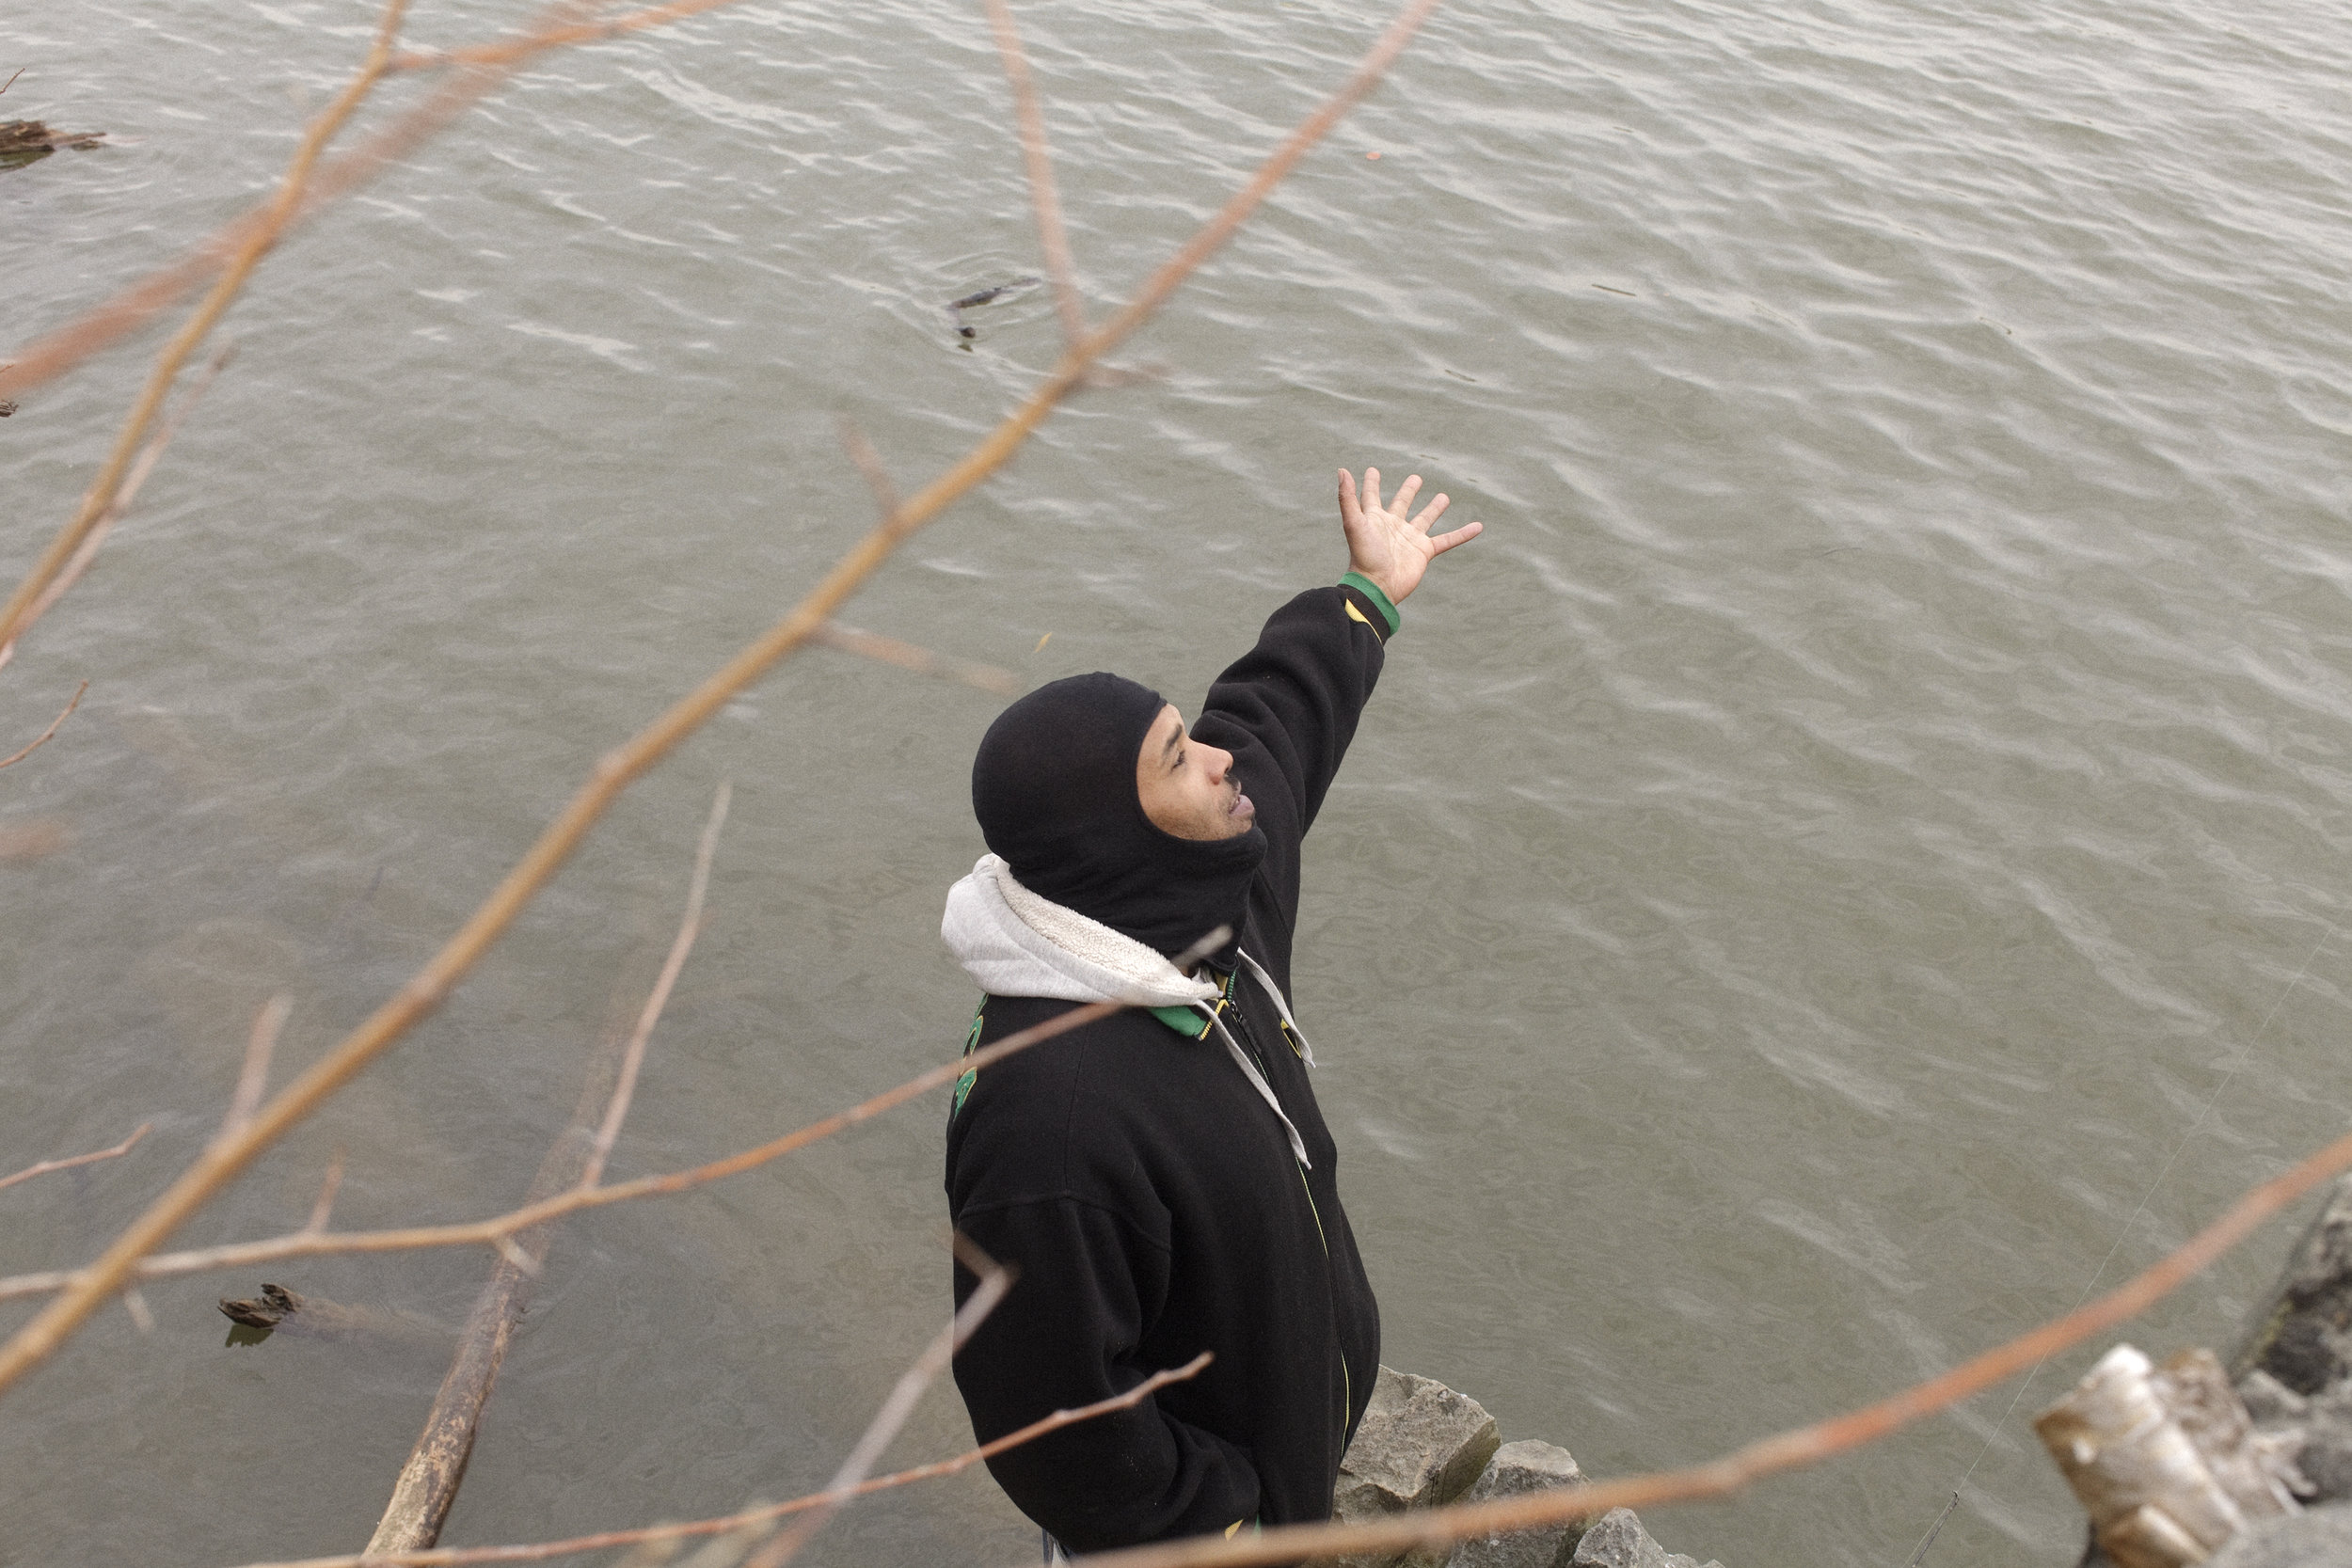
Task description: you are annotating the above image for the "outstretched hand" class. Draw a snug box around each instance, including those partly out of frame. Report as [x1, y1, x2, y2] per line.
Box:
[1339, 467, 1482, 607]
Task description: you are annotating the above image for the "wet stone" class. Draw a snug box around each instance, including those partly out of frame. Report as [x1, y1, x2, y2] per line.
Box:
[1442, 1440, 1590, 1568]
[1331, 1368, 1502, 1568]
[2204, 1501, 2352, 1568]
[1568, 1509, 1670, 1568]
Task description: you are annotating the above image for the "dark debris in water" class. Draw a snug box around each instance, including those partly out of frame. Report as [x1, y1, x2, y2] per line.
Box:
[0, 119, 107, 173]
[947, 275, 1042, 343]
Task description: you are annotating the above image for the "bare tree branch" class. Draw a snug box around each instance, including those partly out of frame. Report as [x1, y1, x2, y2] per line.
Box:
[0, 1122, 152, 1195]
[0, 680, 86, 770]
[583, 782, 730, 1187]
[1007, 1120, 2352, 1568]
[0, 0, 1438, 1401]
[222, 995, 292, 1141]
[369, 850, 715, 1555]
[221, 1354, 1214, 1568]
[0, 929, 1232, 1303]
[0, 3, 573, 407]
[0, 0, 413, 656]
[0, 345, 236, 673]
[0, 993, 1121, 1300]
[835, 419, 900, 520]
[305, 1151, 346, 1234]
[812, 623, 1021, 697]
[388, 0, 753, 72]
[741, 1234, 1015, 1568]
[983, 0, 1087, 350]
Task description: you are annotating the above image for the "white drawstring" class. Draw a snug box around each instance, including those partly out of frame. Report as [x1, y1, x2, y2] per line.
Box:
[1235, 949, 1317, 1068]
[1195, 1006, 1312, 1168]
[1189, 948, 1321, 1167]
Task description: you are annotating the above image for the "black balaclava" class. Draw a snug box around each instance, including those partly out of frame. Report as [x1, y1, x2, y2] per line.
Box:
[972, 672, 1266, 961]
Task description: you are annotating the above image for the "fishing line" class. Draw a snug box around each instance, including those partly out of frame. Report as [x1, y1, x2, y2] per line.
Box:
[1899, 913, 2336, 1566]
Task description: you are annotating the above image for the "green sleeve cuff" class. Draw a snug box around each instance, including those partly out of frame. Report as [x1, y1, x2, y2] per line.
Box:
[1339, 572, 1402, 637]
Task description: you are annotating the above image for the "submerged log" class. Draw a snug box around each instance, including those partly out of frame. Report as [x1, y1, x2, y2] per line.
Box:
[0, 120, 105, 170]
[217, 1282, 446, 1345]
[363, 970, 658, 1553]
[2037, 1344, 2299, 1568]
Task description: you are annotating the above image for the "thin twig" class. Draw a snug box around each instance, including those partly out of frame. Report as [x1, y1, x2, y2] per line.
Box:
[983, 0, 1087, 349]
[0, 69, 23, 97]
[388, 0, 749, 71]
[0, 0, 569, 407]
[0, 345, 235, 673]
[582, 783, 730, 1187]
[835, 419, 899, 520]
[812, 623, 1021, 697]
[741, 1235, 1015, 1568]
[0, 680, 86, 769]
[0, 0, 411, 656]
[0, 0, 1435, 1400]
[0, 994, 1120, 1299]
[1004, 1123, 2352, 1568]
[221, 1355, 1213, 1568]
[223, 995, 292, 1141]
[0, 1122, 152, 1195]
[306, 1151, 346, 1233]
[0, 928, 1231, 1303]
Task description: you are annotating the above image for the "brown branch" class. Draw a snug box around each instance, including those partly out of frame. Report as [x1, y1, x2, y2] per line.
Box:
[0, 3, 565, 409]
[812, 623, 1021, 697]
[983, 0, 1087, 349]
[0, 344, 235, 673]
[369, 791, 724, 1553]
[387, 0, 751, 71]
[0, 680, 85, 770]
[0, 1122, 152, 1195]
[222, 1354, 1212, 1568]
[222, 995, 292, 1140]
[0, 0, 1433, 1400]
[835, 418, 900, 519]
[306, 1151, 346, 1234]
[582, 782, 729, 1186]
[0, 987, 1136, 1301]
[1004, 1121, 2352, 1568]
[0, 0, 411, 657]
[741, 1235, 1015, 1568]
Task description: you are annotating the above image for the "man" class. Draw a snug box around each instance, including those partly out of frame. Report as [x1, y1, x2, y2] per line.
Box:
[941, 467, 1482, 1554]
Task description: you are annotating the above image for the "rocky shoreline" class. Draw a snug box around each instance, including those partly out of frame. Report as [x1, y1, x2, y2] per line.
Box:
[2072, 1175, 2352, 1567]
[1332, 1367, 1722, 1568]
[1339, 1175, 2352, 1568]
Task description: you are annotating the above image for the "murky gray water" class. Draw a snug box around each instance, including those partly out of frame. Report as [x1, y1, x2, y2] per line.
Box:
[6, 1, 2351, 1564]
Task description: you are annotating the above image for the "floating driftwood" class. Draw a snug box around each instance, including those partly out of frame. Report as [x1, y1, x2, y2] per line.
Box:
[0, 119, 105, 172]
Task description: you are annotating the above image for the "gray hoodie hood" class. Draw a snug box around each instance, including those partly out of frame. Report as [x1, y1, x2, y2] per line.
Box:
[941, 853, 1319, 1165]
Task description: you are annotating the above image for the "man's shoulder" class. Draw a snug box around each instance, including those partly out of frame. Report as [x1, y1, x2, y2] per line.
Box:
[945, 998, 1184, 1230]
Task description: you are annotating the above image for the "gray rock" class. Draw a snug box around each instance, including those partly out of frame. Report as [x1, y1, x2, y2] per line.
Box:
[2295, 1405, 2352, 1503]
[2205, 1501, 2352, 1568]
[1568, 1509, 1670, 1568]
[1331, 1368, 1502, 1568]
[2241, 1370, 2312, 1428]
[1442, 1440, 1590, 1568]
[2233, 1176, 2352, 1398]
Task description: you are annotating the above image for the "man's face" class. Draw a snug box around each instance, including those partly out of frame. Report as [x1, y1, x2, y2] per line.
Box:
[1136, 704, 1255, 842]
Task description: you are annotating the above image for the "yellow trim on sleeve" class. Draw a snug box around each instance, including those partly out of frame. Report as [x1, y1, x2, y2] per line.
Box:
[1343, 598, 1373, 628]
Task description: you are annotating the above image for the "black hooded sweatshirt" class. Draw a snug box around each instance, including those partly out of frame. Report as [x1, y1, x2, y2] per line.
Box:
[946, 578, 1398, 1553]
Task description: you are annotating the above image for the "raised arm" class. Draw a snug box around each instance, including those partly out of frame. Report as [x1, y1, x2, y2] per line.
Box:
[1193, 466, 1481, 874]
